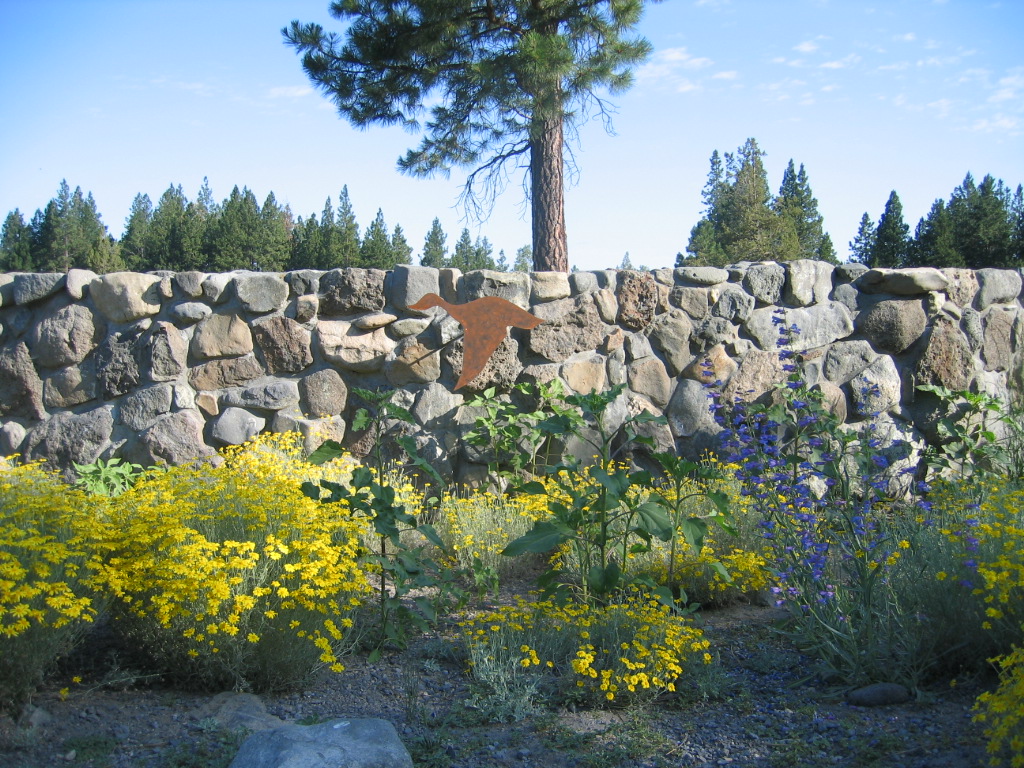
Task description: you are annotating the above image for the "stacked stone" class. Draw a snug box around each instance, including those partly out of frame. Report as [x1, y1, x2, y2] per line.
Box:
[1, 261, 1022, 483]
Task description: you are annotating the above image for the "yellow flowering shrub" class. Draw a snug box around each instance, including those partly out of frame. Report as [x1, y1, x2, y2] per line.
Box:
[0, 458, 105, 711]
[435, 489, 546, 578]
[94, 433, 372, 692]
[975, 642, 1024, 768]
[459, 593, 712, 707]
[636, 462, 774, 606]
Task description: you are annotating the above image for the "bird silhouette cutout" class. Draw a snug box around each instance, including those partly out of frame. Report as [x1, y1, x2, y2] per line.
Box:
[408, 293, 544, 390]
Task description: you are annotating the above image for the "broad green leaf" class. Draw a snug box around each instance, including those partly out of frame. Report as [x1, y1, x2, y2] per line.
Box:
[306, 439, 346, 466]
[707, 490, 731, 517]
[502, 521, 571, 557]
[679, 517, 709, 552]
[635, 501, 674, 541]
[413, 596, 437, 622]
[417, 523, 445, 550]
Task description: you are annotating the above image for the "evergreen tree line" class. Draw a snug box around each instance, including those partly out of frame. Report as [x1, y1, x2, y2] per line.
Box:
[0, 180, 535, 275]
[849, 174, 1024, 270]
[678, 138, 837, 268]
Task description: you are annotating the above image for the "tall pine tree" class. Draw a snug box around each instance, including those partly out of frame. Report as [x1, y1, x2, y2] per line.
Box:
[849, 213, 877, 265]
[120, 194, 154, 271]
[391, 224, 413, 266]
[871, 191, 910, 268]
[1, 210, 33, 271]
[205, 186, 263, 271]
[284, 1, 654, 272]
[420, 217, 448, 267]
[359, 209, 393, 269]
[909, 199, 959, 267]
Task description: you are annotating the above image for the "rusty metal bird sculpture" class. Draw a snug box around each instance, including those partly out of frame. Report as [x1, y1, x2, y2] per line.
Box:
[408, 293, 544, 390]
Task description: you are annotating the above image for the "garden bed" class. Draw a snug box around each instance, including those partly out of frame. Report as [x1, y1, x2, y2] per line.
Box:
[0, 599, 989, 768]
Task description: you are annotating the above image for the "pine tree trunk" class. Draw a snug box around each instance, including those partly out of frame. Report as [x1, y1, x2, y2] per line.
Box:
[530, 115, 568, 273]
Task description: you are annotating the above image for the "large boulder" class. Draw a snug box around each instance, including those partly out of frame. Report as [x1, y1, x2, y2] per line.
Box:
[975, 268, 1022, 310]
[13, 273, 66, 305]
[89, 273, 162, 322]
[913, 314, 976, 391]
[0, 341, 46, 419]
[189, 354, 265, 391]
[390, 265, 441, 313]
[857, 267, 948, 296]
[319, 268, 387, 315]
[228, 718, 413, 768]
[146, 321, 188, 381]
[44, 360, 97, 409]
[30, 304, 100, 367]
[95, 326, 146, 399]
[981, 307, 1018, 372]
[252, 316, 313, 373]
[119, 384, 174, 431]
[23, 407, 114, 475]
[235, 272, 289, 314]
[317, 321, 395, 373]
[300, 369, 348, 418]
[648, 310, 694, 376]
[616, 271, 658, 330]
[212, 407, 266, 446]
[743, 262, 785, 305]
[461, 270, 531, 309]
[385, 337, 442, 387]
[528, 294, 607, 363]
[192, 314, 254, 360]
[746, 303, 854, 353]
[130, 410, 216, 466]
[445, 335, 522, 392]
[531, 271, 572, 303]
[856, 299, 927, 355]
[221, 380, 301, 411]
[784, 260, 833, 307]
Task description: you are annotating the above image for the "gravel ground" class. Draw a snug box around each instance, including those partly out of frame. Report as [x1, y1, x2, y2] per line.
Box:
[0, 602, 991, 768]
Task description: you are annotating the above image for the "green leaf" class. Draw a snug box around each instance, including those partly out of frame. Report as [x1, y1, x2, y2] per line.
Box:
[635, 501, 674, 541]
[586, 560, 621, 594]
[501, 521, 571, 557]
[652, 585, 678, 612]
[352, 408, 372, 433]
[709, 560, 733, 584]
[416, 523, 445, 550]
[514, 480, 547, 495]
[679, 518, 709, 552]
[706, 490, 731, 518]
[413, 596, 437, 622]
[384, 403, 416, 425]
[396, 435, 445, 487]
[306, 439, 346, 466]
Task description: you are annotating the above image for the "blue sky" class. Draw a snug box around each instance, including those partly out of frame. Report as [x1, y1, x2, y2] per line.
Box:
[1, 0, 1022, 271]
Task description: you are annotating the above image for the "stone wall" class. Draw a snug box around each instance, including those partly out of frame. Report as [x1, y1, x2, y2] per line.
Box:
[1, 262, 1022, 484]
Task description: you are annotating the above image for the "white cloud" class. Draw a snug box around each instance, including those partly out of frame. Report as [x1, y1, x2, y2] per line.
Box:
[971, 115, 1019, 133]
[267, 86, 313, 99]
[712, 70, 739, 80]
[989, 69, 1024, 103]
[878, 62, 910, 71]
[637, 47, 714, 92]
[894, 32, 917, 42]
[821, 54, 862, 69]
[794, 40, 819, 54]
[928, 98, 953, 118]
